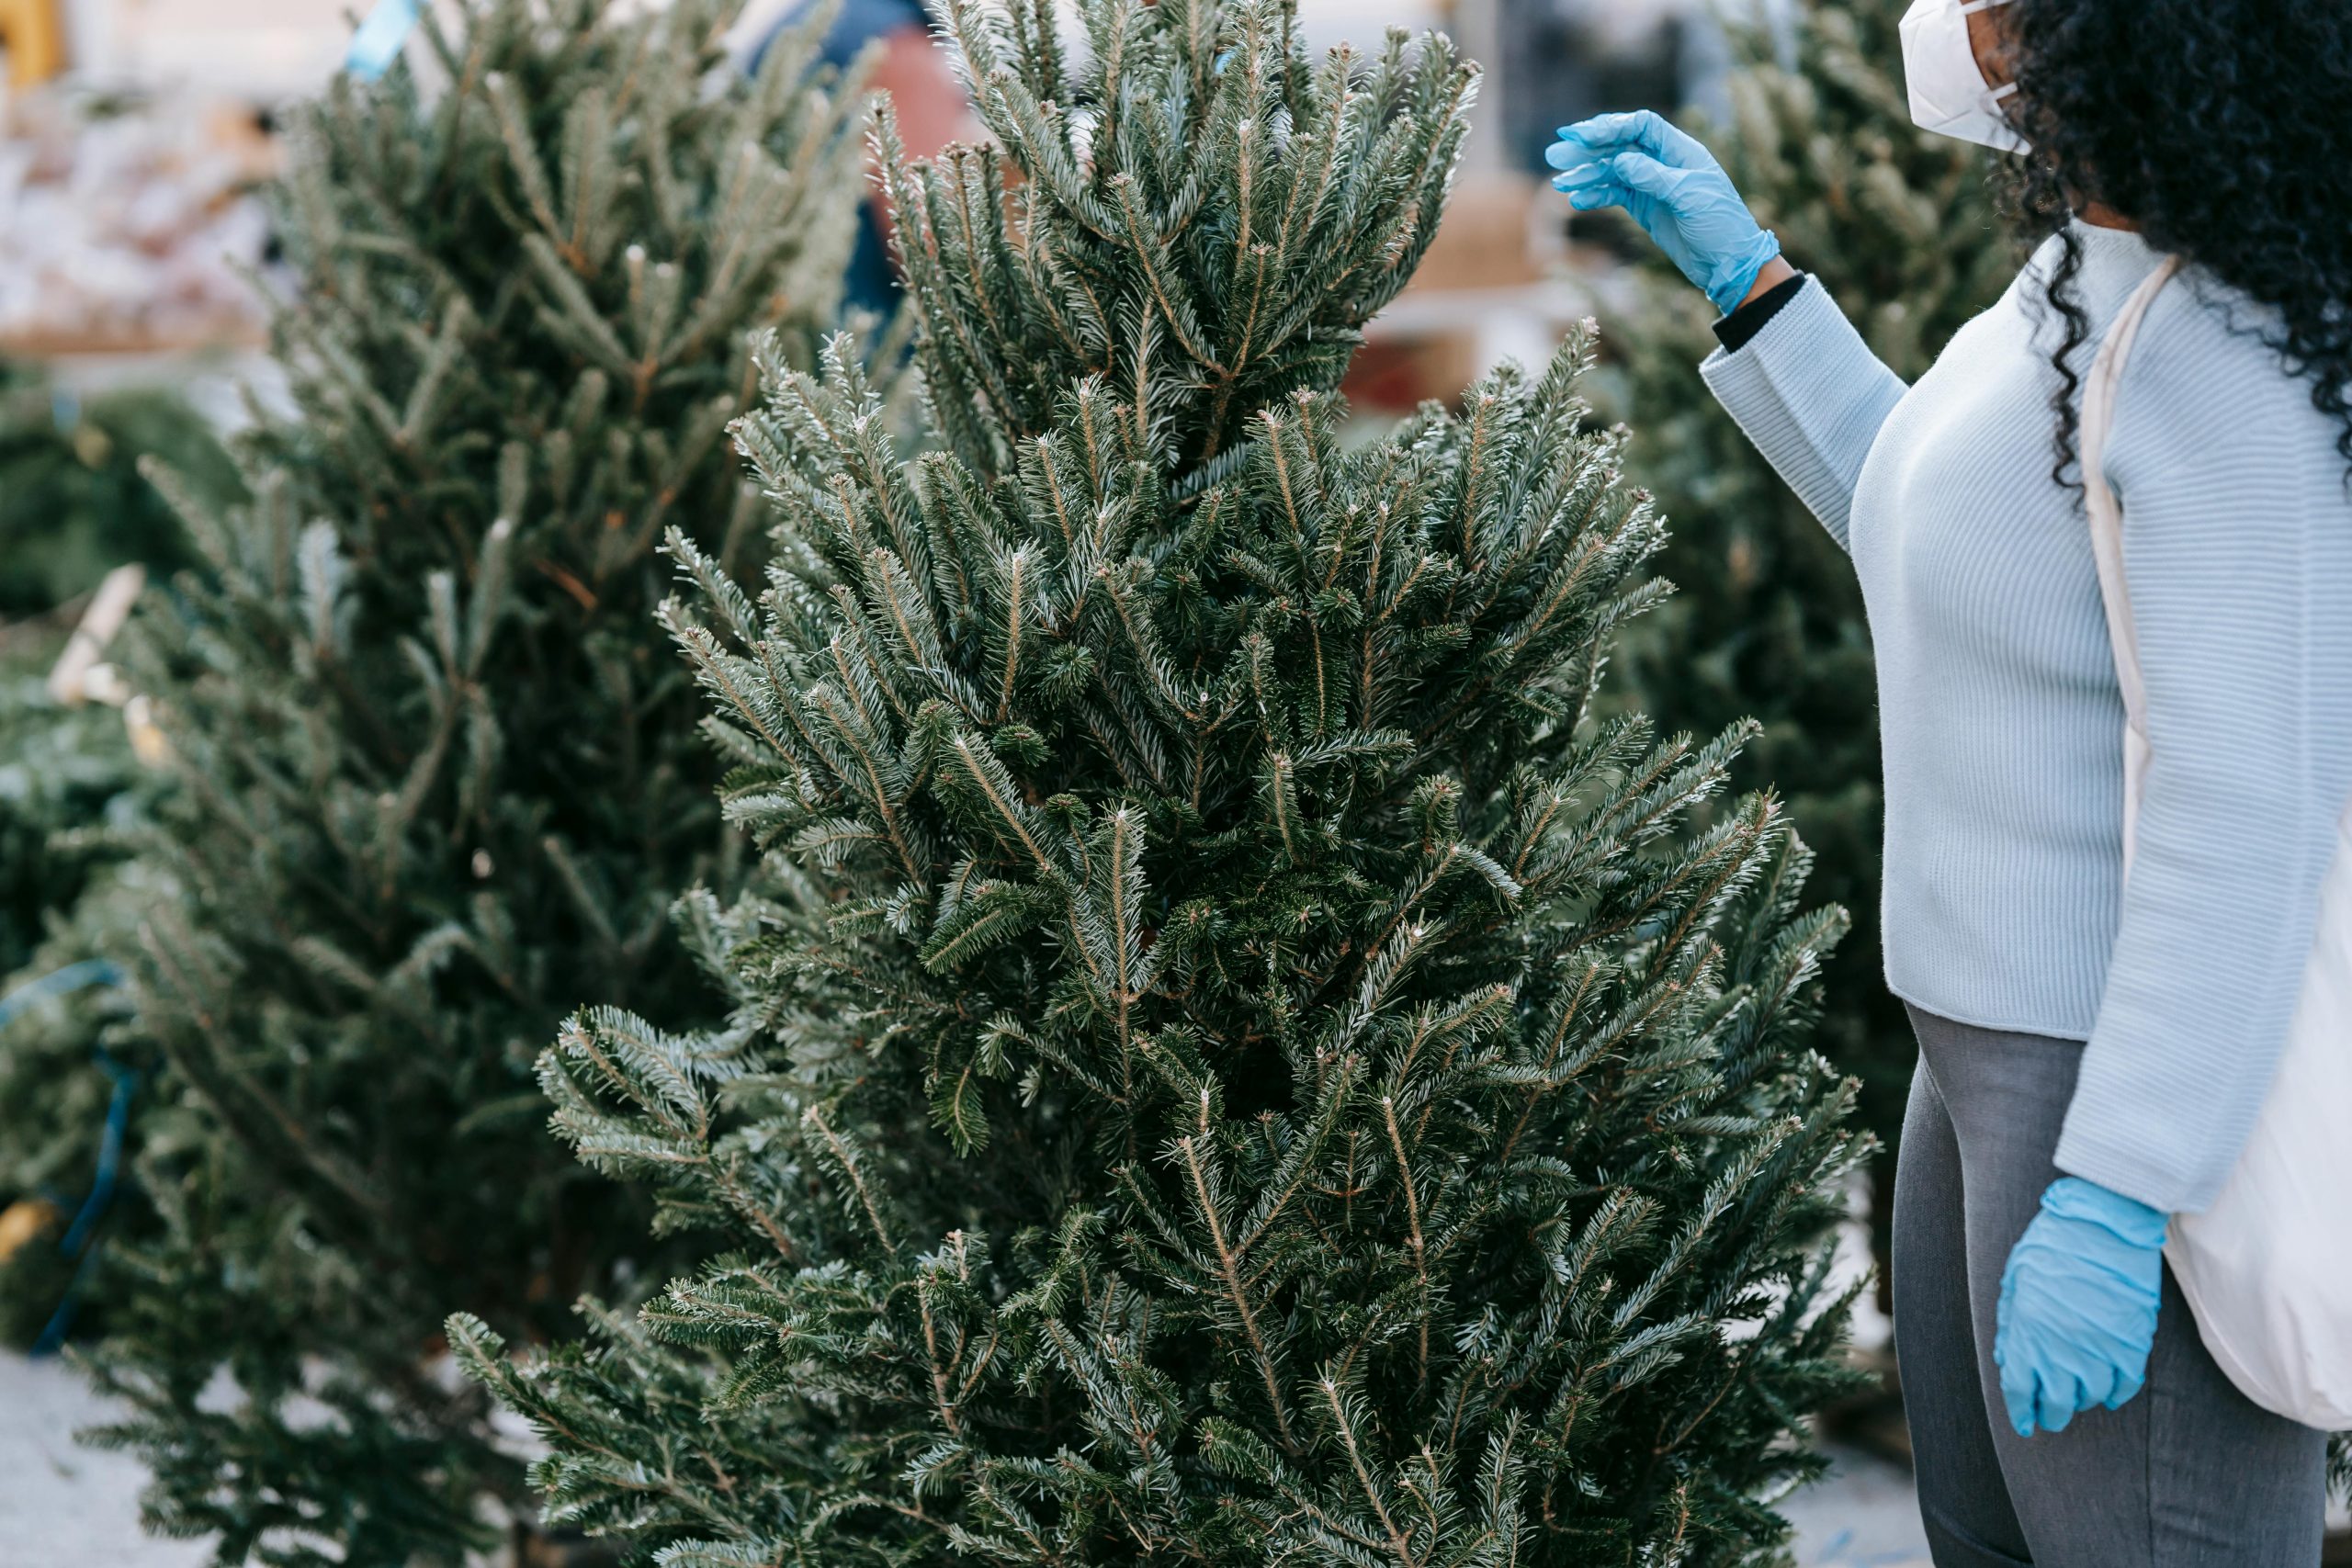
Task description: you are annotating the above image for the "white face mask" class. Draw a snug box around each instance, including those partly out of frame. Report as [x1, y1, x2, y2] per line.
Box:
[1900, 0, 2027, 152]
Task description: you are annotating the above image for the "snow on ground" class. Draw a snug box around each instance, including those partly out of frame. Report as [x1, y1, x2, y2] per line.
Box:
[0, 1351, 206, 1568]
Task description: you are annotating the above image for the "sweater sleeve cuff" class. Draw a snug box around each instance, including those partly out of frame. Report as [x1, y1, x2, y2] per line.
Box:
[1696, 276, 1907, 551]
[1712, 270, 1809, 353]
[2052, 1125, 2195, 1216]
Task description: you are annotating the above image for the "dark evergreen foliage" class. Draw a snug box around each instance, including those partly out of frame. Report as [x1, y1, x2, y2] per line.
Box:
[0, 647, 156, 1352]
[0, 369, 233, 1351]
[70, 2, 868, 1559]
[0, 362, 232, 617]
[459, 4, 1868, 1562]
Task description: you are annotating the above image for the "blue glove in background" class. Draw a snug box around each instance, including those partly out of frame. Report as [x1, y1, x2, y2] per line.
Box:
[1544, 110, 1782, 316]
[1995, 1176, 2167, 1437]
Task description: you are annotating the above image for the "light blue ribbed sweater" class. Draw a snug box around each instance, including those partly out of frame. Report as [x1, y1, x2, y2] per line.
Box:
[1700, 221, 2352, 1213]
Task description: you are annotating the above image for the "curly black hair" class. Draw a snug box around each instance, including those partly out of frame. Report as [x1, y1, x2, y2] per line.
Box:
[1996, 0, 2352, 486]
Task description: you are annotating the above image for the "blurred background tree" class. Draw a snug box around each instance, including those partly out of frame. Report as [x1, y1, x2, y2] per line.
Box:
[1604, 0, 2017, 1274]
[51, 1, 870, 1560]
[0, 363, 231, 619]
[0, 362, 233, 1350]
[0, 362, 230, 990]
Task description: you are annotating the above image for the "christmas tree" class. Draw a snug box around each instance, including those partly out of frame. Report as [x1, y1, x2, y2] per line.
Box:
[0, 652, 153, 1351]
[1606, 0, 2015, 1222]
[0, 653, 142, 994]
[0, 361, 230, 978]
[0, 856, 175, 1351]
[0, 367, 232, 1348]
[72, 1, 868, 1559]
[0, 360, 230, 619]
[458, 3, 1869, 1561]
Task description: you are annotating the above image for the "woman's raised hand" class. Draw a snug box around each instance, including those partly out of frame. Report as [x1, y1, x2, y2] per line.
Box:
[1546, 110, 1782, 316]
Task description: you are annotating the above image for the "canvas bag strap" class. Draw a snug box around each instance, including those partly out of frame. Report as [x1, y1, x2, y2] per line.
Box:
[2080, 254, 2186, 741]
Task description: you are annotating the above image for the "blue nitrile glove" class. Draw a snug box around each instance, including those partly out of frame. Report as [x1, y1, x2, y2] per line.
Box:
[1994, 1176, 2167, 1437]
[1544, 110, 1782, 317]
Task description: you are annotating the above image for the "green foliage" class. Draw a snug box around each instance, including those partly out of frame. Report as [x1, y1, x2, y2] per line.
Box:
[0, 858, 182, 1350]
[1606, 0, 2016, 1184]
[0, 632, 159, 1356]
[0, 357, 228, 996]
[458, 4, 1869, 1562]
[0, 645, 142, 980]
[0, 362, 233, 618]
[0, 366, 232, 1350]
[73, 1, 869, 1560]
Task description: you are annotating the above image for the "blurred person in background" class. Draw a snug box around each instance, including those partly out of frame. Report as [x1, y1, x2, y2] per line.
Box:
[752, 0, 977, 314]
[1544, 0, 2351, 1562]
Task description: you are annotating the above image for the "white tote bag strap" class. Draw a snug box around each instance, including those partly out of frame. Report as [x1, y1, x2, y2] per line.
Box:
[2079, 254, 2183, 866]
[2085, 254, 2352, 1432]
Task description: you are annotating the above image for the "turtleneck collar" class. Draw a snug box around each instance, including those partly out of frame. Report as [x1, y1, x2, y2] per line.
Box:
[2068, 217, 2160, 265]
[2027, 218, 2167, 327]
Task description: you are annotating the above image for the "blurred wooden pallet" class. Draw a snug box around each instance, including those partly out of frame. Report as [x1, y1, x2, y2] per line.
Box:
[0, 328, 266, 359]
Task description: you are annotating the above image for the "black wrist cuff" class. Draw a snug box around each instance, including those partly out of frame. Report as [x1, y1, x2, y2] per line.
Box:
[1713, 271, 1809, 352]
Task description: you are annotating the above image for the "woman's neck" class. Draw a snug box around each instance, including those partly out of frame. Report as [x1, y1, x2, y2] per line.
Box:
[2076, 200, 2138, 231]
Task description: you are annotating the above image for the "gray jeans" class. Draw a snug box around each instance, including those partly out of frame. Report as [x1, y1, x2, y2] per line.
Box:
[1894, 1004, 2327, 1565]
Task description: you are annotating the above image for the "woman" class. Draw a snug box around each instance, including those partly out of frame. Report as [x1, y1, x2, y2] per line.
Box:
[1550, 0, 2351, 1561]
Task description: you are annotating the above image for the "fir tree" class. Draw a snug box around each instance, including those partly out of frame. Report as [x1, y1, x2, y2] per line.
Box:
[1606, 0, 2014, 1219]
[0, 653, 143, 989]
[0, 858, 177, 1351]
[0, 367, 232, 1348]
[0, 360, 230, 618]
[0, 650, 153, 1351]
[73, 2, 868, 1560]
[0, 363, 231, 981]
[458, 3, 1868, 1562]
